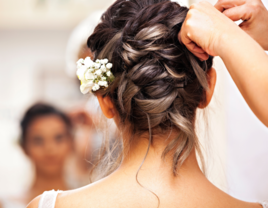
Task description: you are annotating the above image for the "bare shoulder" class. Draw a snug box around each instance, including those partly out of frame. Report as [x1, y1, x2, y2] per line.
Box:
[55, 179, 110, 208]
[25, 187, 98, 208]
[208, 185, 263, 208]
[26, 195, 42, 208]
[244, 202, 264, 208]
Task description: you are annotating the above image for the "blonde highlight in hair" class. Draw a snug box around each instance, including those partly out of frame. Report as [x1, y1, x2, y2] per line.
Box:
[88, 0, 213, 183]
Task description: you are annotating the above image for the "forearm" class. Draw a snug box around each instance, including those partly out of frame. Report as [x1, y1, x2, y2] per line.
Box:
[218, 30, 268, 127]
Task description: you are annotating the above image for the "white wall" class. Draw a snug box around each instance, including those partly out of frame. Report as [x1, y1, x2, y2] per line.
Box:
[0, 0, 112, 197]
[0, 29, 78, 196]
[0, 0, 113, 30]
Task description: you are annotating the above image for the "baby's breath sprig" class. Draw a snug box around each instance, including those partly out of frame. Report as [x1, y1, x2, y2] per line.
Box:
[76, 57, 115, 94]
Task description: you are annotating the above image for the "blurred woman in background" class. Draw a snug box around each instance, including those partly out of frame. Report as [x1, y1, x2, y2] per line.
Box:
[1, 103, 73, 207]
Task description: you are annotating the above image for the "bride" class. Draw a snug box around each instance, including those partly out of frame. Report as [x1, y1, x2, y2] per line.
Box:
[28, 0, 268, 207]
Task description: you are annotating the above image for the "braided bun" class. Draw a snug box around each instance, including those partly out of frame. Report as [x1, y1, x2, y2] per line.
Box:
[88, 0, 213, 176]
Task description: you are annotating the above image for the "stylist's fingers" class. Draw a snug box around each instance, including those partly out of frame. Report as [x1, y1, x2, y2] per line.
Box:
[179, 31, 209, 60]
[215, 0, 268, 50]
[223, 5, 251, 21]
[193, 52, 209, 61]
[215, 0, 246, 12]
[187, 43, 209, 60]
[181, 36, 207, 53]
[180, 1, 240, 57]
[191, 44, 206, 54]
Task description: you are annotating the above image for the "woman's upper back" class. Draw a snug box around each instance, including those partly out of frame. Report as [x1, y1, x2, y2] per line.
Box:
[35, 189, 267, 208]
[31, 173, 267, 208]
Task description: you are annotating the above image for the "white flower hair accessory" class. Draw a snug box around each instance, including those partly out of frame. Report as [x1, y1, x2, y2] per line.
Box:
[76, 57, 115, 94]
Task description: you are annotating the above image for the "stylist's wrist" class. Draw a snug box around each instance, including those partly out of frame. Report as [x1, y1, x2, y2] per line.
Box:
[217, 26, 263, 63]
[208, 24, 244, 58]
[215, 28, 243, 58]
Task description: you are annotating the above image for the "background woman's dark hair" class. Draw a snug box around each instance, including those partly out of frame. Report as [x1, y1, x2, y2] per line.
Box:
[87, 0, 214, 180]
[20, 103, 72, 147]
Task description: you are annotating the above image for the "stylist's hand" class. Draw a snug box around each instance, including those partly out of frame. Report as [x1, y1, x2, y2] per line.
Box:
[179, 1, 241, 60]
[215, 0, 268, 51]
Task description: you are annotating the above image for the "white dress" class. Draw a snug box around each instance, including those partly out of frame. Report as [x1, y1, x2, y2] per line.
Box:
[38, 190, 62, 208]
[38, 190, 268, 208]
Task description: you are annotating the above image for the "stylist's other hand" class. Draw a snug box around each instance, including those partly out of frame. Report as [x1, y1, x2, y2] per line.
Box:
[179, 1, 240, 60]
[215, 0, 268, 51]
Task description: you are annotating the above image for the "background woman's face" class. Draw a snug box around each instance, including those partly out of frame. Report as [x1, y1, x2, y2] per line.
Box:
[24, 115, 72, 176]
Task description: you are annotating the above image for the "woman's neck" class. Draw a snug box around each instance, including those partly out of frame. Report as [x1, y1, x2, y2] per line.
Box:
[117, 130, 204, 182]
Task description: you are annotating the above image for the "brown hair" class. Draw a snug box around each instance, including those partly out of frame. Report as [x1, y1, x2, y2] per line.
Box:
[20, 103, 72, 147]
[88, 0, 213, 180]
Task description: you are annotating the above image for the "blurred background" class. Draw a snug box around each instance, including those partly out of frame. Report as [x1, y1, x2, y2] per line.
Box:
[0, 0, 267, 206]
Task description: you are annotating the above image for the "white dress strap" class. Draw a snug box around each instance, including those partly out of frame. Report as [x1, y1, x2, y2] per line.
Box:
[259, 201, 268, 208]
[38, 190, 62, 208]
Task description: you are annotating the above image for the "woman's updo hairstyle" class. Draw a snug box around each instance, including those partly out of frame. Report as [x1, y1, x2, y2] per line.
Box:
[88, 0, 213, 176]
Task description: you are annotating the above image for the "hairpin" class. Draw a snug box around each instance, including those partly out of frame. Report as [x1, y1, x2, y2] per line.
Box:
[76, 57, 115, 94]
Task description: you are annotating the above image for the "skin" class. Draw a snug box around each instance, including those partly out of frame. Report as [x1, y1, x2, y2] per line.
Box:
[215, 0, 268, 51]
[28, 68, 261, 208]
[179, 1, 268, 127]
[17, 115, 72, 205]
